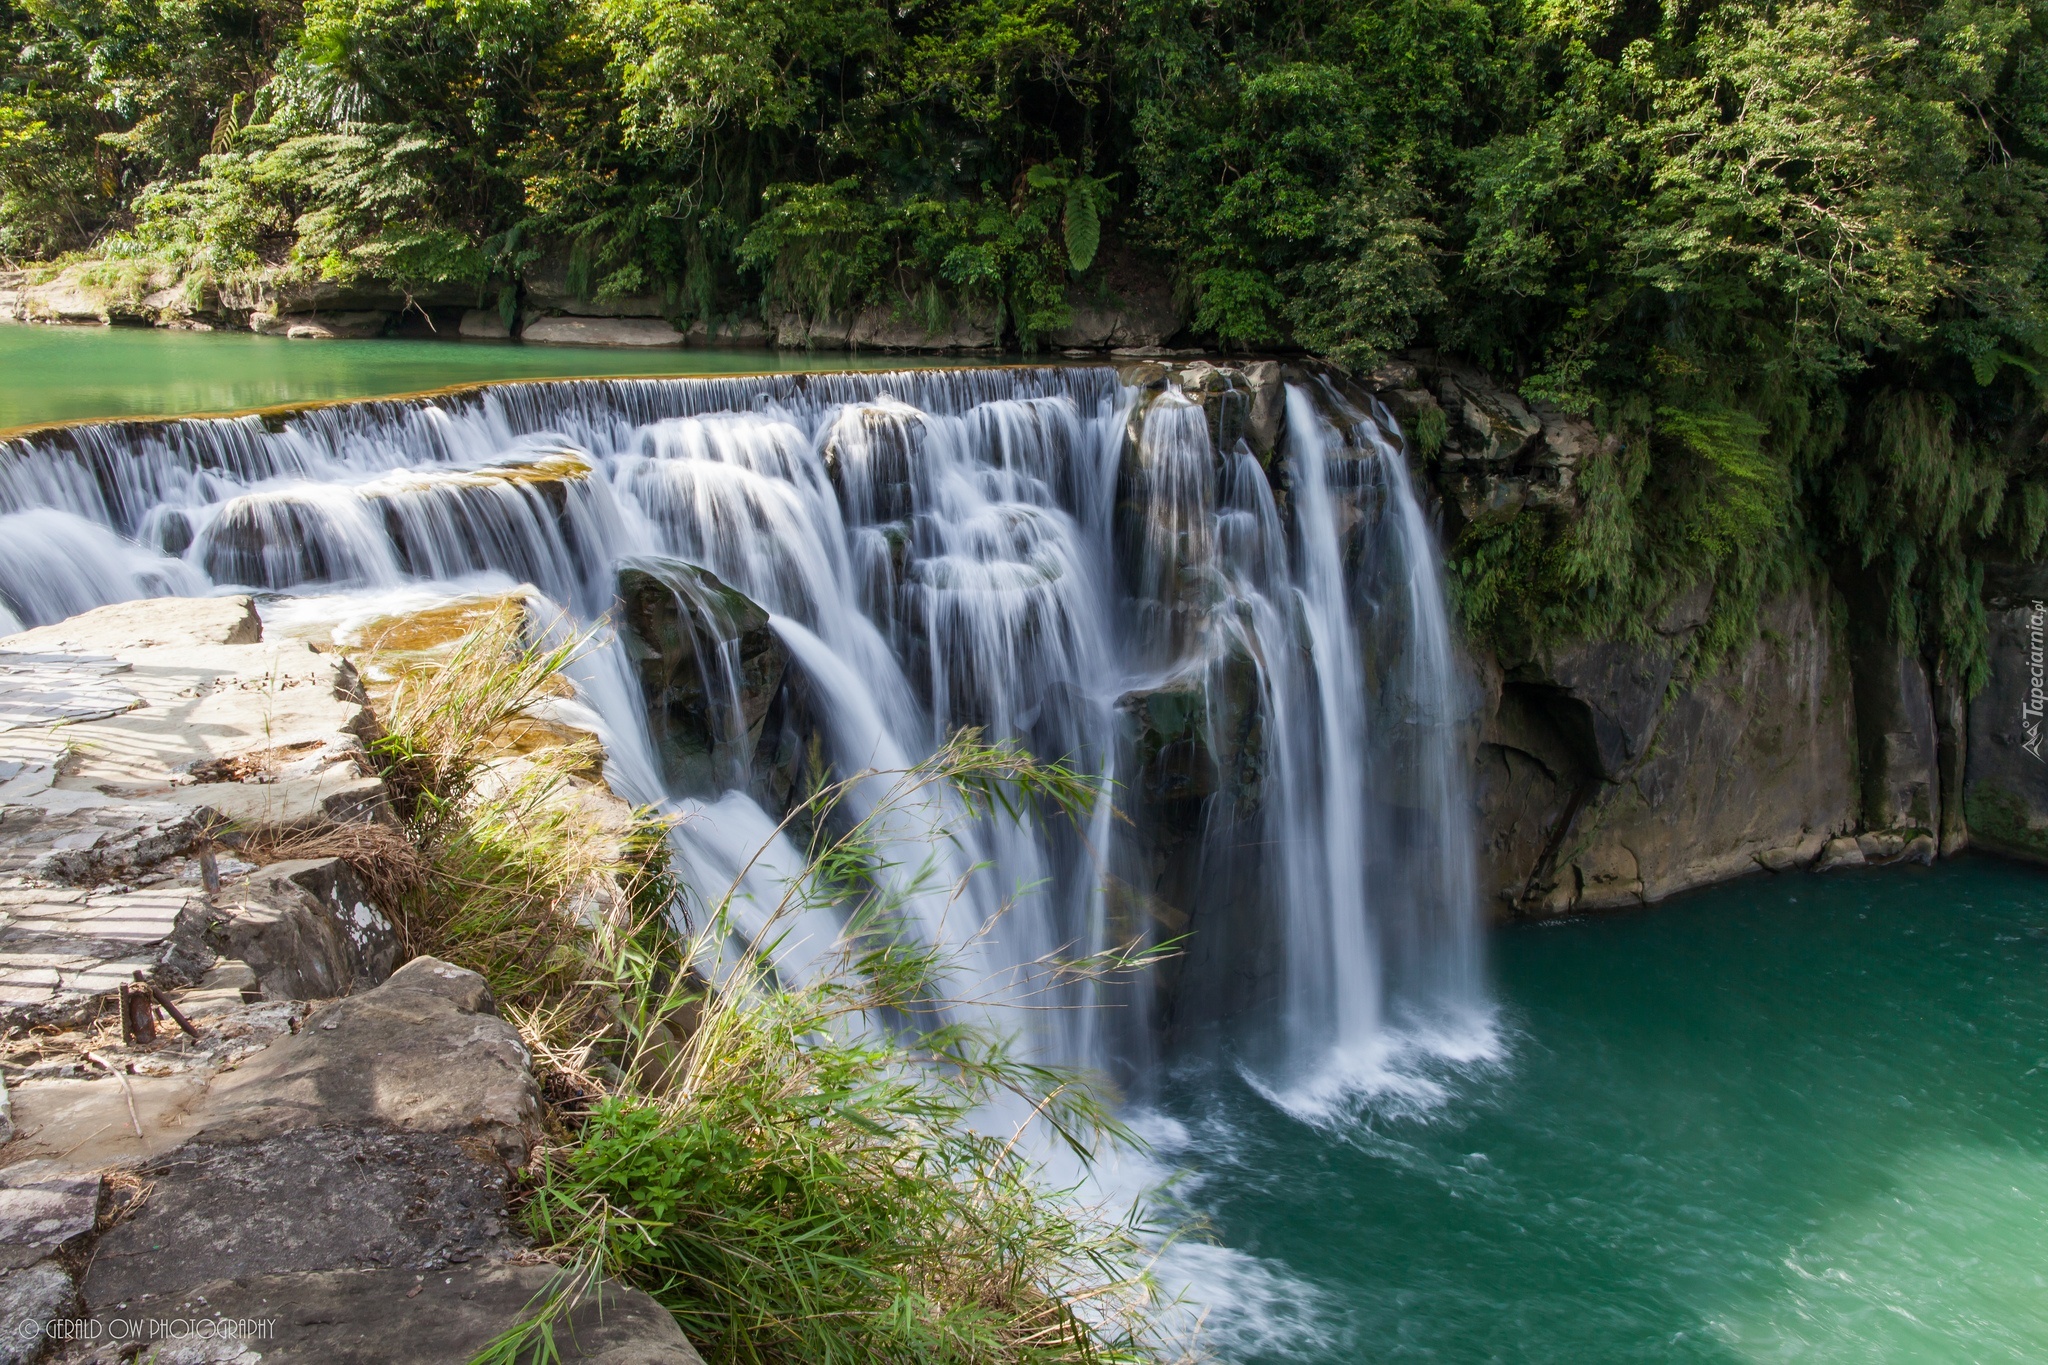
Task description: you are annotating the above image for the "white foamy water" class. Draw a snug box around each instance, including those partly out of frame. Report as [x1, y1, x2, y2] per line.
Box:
[1, 369, 1492, 1228]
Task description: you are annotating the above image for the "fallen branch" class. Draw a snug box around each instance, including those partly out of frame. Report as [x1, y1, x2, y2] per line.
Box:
[84, 1051, 143, 1139]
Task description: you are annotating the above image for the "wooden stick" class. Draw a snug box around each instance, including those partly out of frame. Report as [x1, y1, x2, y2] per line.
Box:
[84, 1051, 143, 1139]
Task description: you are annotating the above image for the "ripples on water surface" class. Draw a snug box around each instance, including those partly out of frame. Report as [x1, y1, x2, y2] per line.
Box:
[1164, 858, 2048, 1362]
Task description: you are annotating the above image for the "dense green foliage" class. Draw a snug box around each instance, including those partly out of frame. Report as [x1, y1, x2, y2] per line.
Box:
[10, 0, 2048, 676]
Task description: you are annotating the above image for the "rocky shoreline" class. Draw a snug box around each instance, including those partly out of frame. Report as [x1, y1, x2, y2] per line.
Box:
[0, 598, 701, 1363]
[0, 253, 1183, 358]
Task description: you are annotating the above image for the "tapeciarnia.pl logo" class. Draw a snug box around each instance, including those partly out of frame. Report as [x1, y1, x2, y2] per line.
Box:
[2025, 600, 2046, 762]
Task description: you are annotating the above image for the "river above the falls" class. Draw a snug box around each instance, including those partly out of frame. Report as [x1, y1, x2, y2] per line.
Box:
[0, 322, 989, 430]
[1165, 856, 2048, 1363]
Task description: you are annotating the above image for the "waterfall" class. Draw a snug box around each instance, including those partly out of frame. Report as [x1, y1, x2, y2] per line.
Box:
[0, 366, 1485, 1096]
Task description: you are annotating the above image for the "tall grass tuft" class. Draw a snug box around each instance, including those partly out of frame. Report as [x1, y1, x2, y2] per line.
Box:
[336, 603, 1179, 1364]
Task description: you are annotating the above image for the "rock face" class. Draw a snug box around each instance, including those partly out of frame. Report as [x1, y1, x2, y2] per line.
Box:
[521, 246, 672, 320]
[459, 307, 512, 339]
[523, 315, 684, 347]
[1966, 568, 2048, 860]
[1047, 276, 1181, 352]
[1378, 354, 1600, 528]
[617, 559, 790, 795]
[686, 314, 774, 348]
[250, 310, 390, 340]
[849, 299, 1003, 350]
[1475, 584, 1860, 913]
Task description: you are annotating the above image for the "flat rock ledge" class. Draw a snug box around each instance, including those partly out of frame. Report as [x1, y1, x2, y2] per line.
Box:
[0, 956, 700, 1363]
[0, 597, 390, 1031]
[0, 597, 701, 1363]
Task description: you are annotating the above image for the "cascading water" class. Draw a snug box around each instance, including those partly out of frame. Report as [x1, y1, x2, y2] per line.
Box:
[0, 366, 1484, 1096]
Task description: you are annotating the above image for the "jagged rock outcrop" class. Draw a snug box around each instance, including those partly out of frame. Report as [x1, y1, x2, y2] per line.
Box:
[617, 559, 790, 795]
[206, 858, 397, 1003]
[1380, 354, 1601, 526]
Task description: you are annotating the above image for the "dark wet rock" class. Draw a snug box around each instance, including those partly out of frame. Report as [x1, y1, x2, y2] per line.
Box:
[459, 308, 511, 339]
[1839, 568, 1942, 834]
[821, 402, 926, 523]
[1965, 575, 2048, 860]
[1116, 657, 1265, 811]
[617, 558, 789, 796]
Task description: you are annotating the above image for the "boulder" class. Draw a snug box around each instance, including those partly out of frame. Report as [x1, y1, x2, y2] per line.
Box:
[1814, 835, 1866, 872]
[617, 559, 789, 795]
[193, 956, 542, 1163]
[1243, 361, 1285, 460]
[81, 1128, 520, 1308]
[458, 308, 512, 340]
[1437, 372, 1541, 465]
[523, 316, 683, 347]
[206, 857, 397, 1002]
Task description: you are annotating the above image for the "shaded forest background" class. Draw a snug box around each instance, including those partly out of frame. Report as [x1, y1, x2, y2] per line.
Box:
[8, 0, 2048, 684]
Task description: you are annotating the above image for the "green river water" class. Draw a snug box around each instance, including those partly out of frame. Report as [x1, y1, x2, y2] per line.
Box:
[6, 325, 2045, 1363]
[1165, 858, 2048, 1363]
[0, 322, 974, 431]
